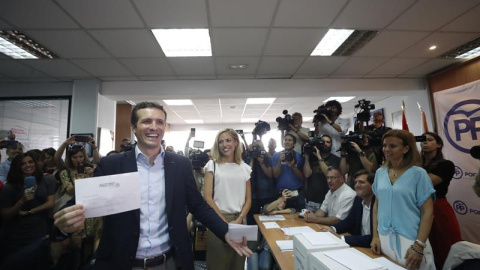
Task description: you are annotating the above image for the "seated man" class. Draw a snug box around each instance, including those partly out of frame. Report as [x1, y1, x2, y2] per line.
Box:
[318, 170, 375, 247]
[304, 167, 355, 225]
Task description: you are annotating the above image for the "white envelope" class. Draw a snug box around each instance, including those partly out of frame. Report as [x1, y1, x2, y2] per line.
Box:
[228, 224, 258, 241]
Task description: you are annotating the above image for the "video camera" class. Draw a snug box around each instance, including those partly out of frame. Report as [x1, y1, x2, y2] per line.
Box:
[471, 145, 480, 160]
[313, 105, 335, 123]
[276, 110, 293, 131]
[190, 149, 210, 170]
[248, 143, 267, 159]
[0, 140, 19, 149]
[120, 143, 134, 152]
[252, 120, 271, 140]
[355, 99, 375, 122]
[340, 131, 367, 153]
[302, 136, 325, 156]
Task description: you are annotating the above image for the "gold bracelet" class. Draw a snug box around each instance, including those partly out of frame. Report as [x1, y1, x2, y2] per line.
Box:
[409, 245, 424, 256]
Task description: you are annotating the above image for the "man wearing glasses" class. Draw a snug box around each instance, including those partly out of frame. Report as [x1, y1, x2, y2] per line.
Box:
[304, 167, 356, 225]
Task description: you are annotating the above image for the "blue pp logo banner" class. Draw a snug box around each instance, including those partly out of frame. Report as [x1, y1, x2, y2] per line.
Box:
[443, 99, 480, 154]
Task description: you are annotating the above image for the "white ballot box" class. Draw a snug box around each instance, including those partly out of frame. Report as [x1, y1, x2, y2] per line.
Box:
[309, 248, 386, 270]
[293, 232, 350, 270]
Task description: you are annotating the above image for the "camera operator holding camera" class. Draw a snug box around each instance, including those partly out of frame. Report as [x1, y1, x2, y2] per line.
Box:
[245, 140, 275, 225]
[272, 134, 305, 211]
[316, 100, 350, 157]
[303, 134, 340, 212]
[339, 134, 378, 188]
[281, 112, 310, 154]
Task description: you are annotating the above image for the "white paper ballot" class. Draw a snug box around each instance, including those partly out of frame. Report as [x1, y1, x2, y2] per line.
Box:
[324, 249, 385, 270]
[276, 240, 293, 251]
[75, 172, 141, 218]
[263, 222, 281, 229]
[259, 215, 285, 221]
[302, 231, 339, 246]
[228, 224, 258, 241]
[281, 226, 315, 236]
[373, 257, 406, 270]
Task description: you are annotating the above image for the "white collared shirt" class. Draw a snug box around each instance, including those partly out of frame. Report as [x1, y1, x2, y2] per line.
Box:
[135, 146, 170, 259]
[320, 183, 356, 220]
[361, 200, 371, 236]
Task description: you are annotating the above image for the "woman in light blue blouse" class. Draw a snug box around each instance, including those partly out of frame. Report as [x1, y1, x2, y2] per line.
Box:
[371, 130, 435, 270]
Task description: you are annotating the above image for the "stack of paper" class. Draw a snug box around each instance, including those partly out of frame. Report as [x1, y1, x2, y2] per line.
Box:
[281, 226, 315, 236]
[276, 240, 293, 252]
[259, 215, 286, 221]
[373, 258, 406, 270]
[263, 222, 281, 229]
[302, 232, 339, 246]
[228, 224, 258, 241]
[323, 249, 386, 270]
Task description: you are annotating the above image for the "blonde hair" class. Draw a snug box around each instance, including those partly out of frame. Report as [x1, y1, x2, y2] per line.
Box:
[211, 128, 243, 165]
[382, 129, 422, 169]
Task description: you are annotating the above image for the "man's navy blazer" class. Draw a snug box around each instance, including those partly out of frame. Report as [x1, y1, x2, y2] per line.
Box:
[332, 195, 375, 247]
[90, 150, 228, 270]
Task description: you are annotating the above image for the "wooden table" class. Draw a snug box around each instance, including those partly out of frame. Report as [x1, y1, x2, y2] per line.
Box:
[254, 213, 383, 270]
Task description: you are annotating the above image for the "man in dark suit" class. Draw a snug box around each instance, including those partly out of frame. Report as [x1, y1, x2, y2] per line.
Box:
[319, 170, 375, 247]
[54, 101, 251, 270]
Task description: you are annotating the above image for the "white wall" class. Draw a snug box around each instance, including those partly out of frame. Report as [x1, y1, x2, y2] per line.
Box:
[0, 82, 72, 97]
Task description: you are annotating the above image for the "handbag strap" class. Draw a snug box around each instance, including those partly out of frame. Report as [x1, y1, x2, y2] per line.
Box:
[212, 161, 216, 198]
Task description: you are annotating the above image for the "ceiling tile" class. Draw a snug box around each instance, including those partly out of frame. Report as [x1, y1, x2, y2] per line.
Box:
[402, 58, 463, 76]
[26, 30, 110, 59]
[296, 56, 349, 75]
[355, 31, 430, 57]
[333, 57, 389, 75]
[209, 0, 278, 27]
[177, 75, 217, 80]
[71, 59, 133, 77]
[398, 32, 480, 58]
[217, 75, 256, 79]
[57, 0, 143, 28]
[14, 77, 59, 82]
[119, 58, 175, 76]
[369, 58, 428, 76]
[387, 0, 479, 31]
[215, 57, 259, 75]
[0, 60, 50, 78]
[0, 0, 78, 29]
[0, 18, 13, 28]
[274, 0, 347, 27]
[211, 28, 268, 56]
[333, 0, 415, 29]
[20, 59, 92, 77]
[264, 29, 327, 56]
[169, 58, 215, 76]
[90, 30, 165, 58]
[441, 4, 480, 32]
[193, 99, 220, 105]
[134, 0, 208, 28]
[257, 57, 305, 75]
[138, 76, 178, 80]
[100, 77, 138, 81]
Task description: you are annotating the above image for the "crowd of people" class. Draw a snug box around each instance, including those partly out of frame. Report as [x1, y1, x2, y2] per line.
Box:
[0, 99, 471, 270]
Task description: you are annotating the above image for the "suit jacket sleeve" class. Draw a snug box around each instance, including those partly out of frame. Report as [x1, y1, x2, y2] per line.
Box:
[333, 196, 361, 234]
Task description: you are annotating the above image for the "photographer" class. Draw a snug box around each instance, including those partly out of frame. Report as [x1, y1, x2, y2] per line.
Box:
[303, 135, 340, 212]
[0, 141, 24, 184]
[272, 134, 305, 211]
[317, 100, 350, 157]
[339, 135, 378, 188]
[245, 140, 275, 225]
[281, 112, 309, 154]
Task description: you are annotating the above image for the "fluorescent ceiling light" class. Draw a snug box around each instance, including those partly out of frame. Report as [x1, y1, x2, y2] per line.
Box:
[185, 119, 204, 124]
[246, 98, 276, 104]
[241, 118, 258, 123]
[0, 36, 37, 59]
[229, 64, 248, 70]
[311, 29, 354, 56]
[323, 96, 355, 103]
[163, 99, 193, 106]
[152, 29, 212, 57]
[455, 46, 480, 59]
[125, 100, 136, 106]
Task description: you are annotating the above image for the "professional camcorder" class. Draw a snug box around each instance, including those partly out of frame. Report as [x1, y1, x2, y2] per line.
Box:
[471, 145, 480, 160]
[302, 136, 325, 156]
[313, 105, 334, 123]
[355, 99, 375, 122]
[340, 131, 367, 153]
[252, 120, 271, 140]
[120, 142, 134, 152]
[0, 139, 18, 149]
[276, 110, 293, 131]
[248, 144, 267, 159]
[190, 150, 210, 170]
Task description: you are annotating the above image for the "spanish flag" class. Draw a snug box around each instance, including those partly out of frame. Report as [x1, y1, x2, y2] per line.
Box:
[417, 102, 429, 133]
[402, 100, 409, 131]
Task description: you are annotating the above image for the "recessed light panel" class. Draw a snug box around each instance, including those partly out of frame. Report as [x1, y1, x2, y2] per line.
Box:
[163, 99, 193, 106]
[152, 29, 212, 57]
[246, 98, 276, 104]
[0, 30, 58, 59]
[323, 96, 355, 103]
[311, 29, 354, 56]
[185, 119, 204, 124]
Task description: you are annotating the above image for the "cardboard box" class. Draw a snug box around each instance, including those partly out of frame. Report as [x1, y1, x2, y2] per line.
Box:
[309, 248, 382, 270]
[293, 232, 350, 270]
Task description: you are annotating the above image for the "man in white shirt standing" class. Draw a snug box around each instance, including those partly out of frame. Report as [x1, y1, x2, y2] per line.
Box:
[317, 100, 350, 157]
[304, 167, 356, 225]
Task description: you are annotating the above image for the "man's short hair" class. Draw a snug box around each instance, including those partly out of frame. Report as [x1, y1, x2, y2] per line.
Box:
[326, 166, 343, 178]
[284, 133, 296, 144]
[325, 100, 342, 115]
[321, 134, 332, 142]
[353, 169, 375, 184]
[130, 101, 167, 127]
